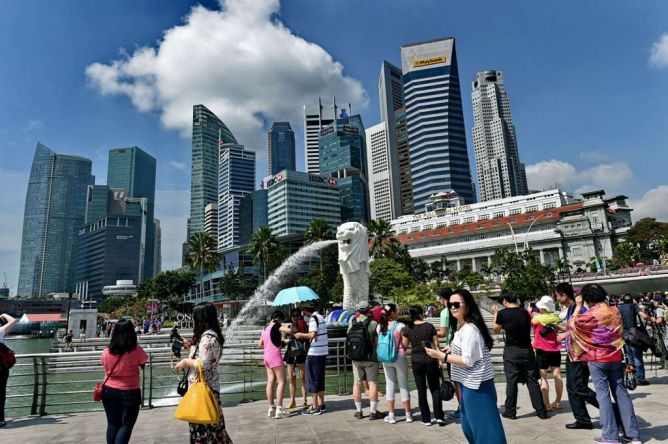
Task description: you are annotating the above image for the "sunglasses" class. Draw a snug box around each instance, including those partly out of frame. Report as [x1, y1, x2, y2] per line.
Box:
[447, 302, 462, 310]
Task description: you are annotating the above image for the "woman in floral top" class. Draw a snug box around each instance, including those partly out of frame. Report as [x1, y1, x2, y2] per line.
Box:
[174, 302, 232, 444]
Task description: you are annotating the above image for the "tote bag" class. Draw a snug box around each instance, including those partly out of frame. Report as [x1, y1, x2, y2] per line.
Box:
[174, 360, 220, 424]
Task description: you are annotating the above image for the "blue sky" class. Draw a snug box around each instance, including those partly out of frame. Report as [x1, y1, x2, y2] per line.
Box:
[1, 0, 668, 289]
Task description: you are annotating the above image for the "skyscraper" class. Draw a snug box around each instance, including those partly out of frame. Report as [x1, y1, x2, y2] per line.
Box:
[190, 104, 237, 235]
[218, 143, 256, 250]
[472, 70, 529, 201]
[268, 122, 296, 176]
[375, 61, 404, 219]
[18, 143, 93, 296]
[401, 37, 476, 211]
[304, 98, 349, 174]
[366, 122, 397, 221]
[107, 147, 157, 279]
[395, 109, 414, 215]
[319, 114, 370, 223]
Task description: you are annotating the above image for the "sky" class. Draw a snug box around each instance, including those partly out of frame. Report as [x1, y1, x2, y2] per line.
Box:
[1, 0, 668, 290]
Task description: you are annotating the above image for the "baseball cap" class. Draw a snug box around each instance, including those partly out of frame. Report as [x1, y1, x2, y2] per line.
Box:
[357, 301, 371, 313]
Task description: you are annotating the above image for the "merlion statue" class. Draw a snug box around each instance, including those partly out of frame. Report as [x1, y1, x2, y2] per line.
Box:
[337, 222, 370, 310]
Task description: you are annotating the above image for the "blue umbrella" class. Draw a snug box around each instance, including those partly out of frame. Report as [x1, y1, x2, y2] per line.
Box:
[272, 286, 319, 307]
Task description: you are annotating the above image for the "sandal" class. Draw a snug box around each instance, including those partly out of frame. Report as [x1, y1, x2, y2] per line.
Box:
[551, 402, 562, 409]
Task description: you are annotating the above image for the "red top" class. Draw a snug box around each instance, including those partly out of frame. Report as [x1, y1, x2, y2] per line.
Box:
[101, 346, 149, 390]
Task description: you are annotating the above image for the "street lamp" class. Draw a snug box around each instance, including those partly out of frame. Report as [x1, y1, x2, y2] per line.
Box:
[506, 222, 519, 254]
[65, 292, 73, 334]
[523, 213, 550, 251]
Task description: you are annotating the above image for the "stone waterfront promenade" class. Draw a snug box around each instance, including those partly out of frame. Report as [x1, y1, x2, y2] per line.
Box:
[4, 372, 668, 443]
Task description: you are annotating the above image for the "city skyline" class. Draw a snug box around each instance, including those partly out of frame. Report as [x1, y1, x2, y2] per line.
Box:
[2, 0, 668, 285]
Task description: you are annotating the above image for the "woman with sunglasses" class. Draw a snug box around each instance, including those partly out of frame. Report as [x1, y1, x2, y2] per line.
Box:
[283, 309, 309, 409]
[426, 289, 506, 444]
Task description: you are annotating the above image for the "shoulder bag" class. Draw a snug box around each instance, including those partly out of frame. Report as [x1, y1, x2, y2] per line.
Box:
[94, 354, 122, 401]
[0, 342, 16, 370]
[622, 348, 637, 391]
[174, 359, 220, 424]
[439, 369, 456, 401]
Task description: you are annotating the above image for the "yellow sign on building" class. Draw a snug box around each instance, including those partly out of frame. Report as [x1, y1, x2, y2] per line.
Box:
[412, 56, 446, 68]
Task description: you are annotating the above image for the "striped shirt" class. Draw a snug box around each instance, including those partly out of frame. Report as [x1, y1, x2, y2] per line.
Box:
[307, 313, 328, 356]
[450, 323, 494, 390]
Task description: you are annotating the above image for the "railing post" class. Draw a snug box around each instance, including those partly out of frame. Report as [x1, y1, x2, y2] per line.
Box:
[141, 356, 146, 408]
[39, 357, 47, 416]
[148, 353, 154, 408]
[31, 358, 39, 416]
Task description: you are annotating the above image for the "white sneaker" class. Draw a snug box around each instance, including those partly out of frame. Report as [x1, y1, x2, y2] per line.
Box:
[274, 407, 289, 419]
[406, 415, 414, 423]
[384, 415, 397, 424]
[267, 406, 276, 417]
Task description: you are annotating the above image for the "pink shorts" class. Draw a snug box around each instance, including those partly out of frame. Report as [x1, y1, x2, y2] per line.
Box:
[264, 350, 284, 369]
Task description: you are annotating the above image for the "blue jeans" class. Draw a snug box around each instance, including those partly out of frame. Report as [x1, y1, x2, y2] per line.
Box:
[626, 345, 646, 381]
[588, 362, 640, 441]
[460, 379, 507, 444]
[102, 386, 141, 444]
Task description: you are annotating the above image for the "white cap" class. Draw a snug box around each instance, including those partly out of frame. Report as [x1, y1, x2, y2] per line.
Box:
[536, 295, 555, 313]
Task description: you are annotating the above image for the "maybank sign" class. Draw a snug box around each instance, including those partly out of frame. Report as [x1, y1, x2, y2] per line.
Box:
[412, 56, 446, 68]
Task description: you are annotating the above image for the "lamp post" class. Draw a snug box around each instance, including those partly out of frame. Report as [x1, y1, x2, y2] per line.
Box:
[523, 213, 550, 251]
[65, 292, 73, 333]
[506, 222, 519, 254]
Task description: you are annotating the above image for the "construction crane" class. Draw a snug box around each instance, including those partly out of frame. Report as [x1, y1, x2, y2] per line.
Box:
[2, 272, 14, 292]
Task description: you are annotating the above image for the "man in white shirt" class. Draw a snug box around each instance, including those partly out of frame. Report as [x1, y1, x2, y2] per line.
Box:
[295, 304, 328, 415]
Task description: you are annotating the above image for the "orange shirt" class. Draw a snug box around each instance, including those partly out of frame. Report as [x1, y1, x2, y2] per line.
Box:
[101, 346, 148, 390]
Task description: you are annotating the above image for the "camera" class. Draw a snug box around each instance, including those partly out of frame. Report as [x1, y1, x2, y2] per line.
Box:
[539, 324, 556, 338]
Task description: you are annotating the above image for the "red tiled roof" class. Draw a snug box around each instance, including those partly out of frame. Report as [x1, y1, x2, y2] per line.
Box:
[23, 313, 65, 322]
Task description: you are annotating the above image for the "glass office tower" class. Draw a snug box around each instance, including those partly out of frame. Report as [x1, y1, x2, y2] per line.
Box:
[218, 144, 256, 250]
[18, 143, 94, 296]
[268, 122, 296, 176]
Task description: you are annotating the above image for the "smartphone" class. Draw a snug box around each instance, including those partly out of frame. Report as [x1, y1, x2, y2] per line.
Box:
[421, 340, 432, 349]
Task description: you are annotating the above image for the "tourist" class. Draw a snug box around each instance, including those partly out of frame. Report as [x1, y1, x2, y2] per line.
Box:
[295, 304, 328, 415]
[100, 318, 148, 444]
[377, 303, 412, 424]
[173, 302, 232, 443]
[618, 294, 652, 385]
[554, 282, 599, 430]
[347, 301, 384, 420]
[402, 305, 444, 426]
[65, 329, 74, 350]
[492, 293, 548, 419]
[531, 295, 563, 410]
[170, 325, 186, 368]
[426, 289, 506, 444]
[437, 288, 461, 419]
[570, 284, 641, 444]
[80, 327, 87, 341]
[282, 309, 308, 409]
[259, 310, 288, 419]
[0, 313, 17, 428]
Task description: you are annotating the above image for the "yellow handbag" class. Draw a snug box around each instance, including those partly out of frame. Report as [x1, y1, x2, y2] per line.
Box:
[174, 360, 220, 424]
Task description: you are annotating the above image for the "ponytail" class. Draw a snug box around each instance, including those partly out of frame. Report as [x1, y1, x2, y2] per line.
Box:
[408, 305, 423, 328]
[380, 303, 397, 334]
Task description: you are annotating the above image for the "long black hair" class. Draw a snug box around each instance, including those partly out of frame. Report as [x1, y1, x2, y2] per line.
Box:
[271, 310, 285, 324]
[379, 303, 397, 334]
[407, 305, 423, 328]
[108, 319, 138, 355]
[451, 288, 494, 351]
[192, 302, 225, 347]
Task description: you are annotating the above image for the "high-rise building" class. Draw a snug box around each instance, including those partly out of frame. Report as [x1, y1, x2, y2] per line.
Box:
[182, 218, 191, 267]
[107, 147, 157, 279]
[218, 143, 256, 250]
[266, 170, 341, 237]
[366, 122, 397, 221]
[190, 104, 237, 235]
[204, 203, 218, 244]
[373, 60, 405, 220]
[395, 109, 414, 215]
[401, 37, 476, 211]
[472, 70, 529, 202]
[154, 218, 161, 275]
[268, 122, 296, 176]
[304, 98, 350, 174]
[319, 114, 370, 223]
[18, 143, 93, 297]
[74, 188, 148, 301]
[239, 190, 268, 246]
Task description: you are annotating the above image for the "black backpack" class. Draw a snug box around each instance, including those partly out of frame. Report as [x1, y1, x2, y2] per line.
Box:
[346, 317, 373, 361]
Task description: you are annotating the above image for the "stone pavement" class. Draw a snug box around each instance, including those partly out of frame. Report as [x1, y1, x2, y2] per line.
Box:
[3, 371, 668, 444]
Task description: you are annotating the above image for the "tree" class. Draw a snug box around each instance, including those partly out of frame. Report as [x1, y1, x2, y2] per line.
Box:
[453, 266, 485, 290]
[247, 226, 285, 283]
[611, 242, 636, 269]
[303, 218, 335, 273]
[392, 283, 436, 308]
[377, 239, 414, 272]
[367, 218, 395, 255]
[138, 270, 196, 310]
[490, 248, 554, 302]
[428, 256, 451, 282]
[627, 217, 668, 262]
[218, 264, 257, 315]
[185, 232, 221, 297]
[370, 257, 414, 303]
[411, 258, 430, 284]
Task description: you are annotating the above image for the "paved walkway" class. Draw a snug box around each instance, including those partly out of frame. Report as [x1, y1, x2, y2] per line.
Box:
[4, 371, 668, 443]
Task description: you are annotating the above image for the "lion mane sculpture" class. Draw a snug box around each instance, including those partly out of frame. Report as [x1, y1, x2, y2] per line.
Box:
[336, 222, 370, 310]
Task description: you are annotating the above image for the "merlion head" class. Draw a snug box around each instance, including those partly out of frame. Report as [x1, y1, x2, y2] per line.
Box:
[337, 222, 370, 274]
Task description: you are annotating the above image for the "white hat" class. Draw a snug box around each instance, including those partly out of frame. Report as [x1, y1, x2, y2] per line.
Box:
[536, 295, 555, 313]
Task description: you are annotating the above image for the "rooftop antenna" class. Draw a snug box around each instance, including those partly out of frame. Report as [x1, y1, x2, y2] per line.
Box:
[332, 97, 338, 119]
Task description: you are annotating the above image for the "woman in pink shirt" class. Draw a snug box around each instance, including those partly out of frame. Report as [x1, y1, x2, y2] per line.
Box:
[531, 296, 563, 410]
[100, 318, 148, 444]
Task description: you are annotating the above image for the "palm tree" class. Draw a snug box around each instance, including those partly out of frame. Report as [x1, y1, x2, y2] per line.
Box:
[304, 218, 335, 272]
[186, 232, 222, 298]
[247, 226, 282, 283]
[367, 218, 394, 254]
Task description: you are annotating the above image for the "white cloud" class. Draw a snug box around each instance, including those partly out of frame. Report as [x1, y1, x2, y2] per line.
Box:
[525, 159, 634, 195]
[629, 185, 668, 222]
[21, 120, 44, 133]
[649, 33, 668, 68]
[578, 149, 609, 163]
[154, 189, 190, 271]
[85, 0, 368, 151]
[170, 161, 187, 171]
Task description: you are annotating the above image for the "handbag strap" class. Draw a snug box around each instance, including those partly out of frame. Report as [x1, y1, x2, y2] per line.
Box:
[102, 353, 123, 385]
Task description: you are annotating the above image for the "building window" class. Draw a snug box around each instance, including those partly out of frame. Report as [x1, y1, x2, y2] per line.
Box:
[494, 212, 505, 218]
[509, 208, 521, 215]
[478, 214, 490, 221]
[571, 247, 582, 256]
[526, 205, 539, 212]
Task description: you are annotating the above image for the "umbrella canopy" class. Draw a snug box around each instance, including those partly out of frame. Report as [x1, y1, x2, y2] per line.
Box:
[272, 286, 319, 307]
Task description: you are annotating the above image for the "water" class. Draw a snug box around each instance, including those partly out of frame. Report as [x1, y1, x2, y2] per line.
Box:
[227, 240, 338, 339]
